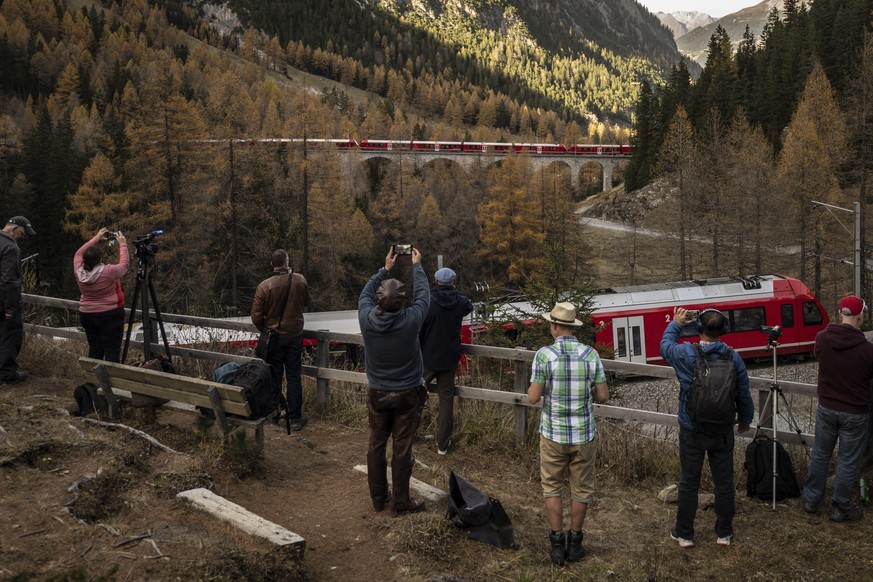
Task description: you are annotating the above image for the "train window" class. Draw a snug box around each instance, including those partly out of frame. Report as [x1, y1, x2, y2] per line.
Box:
[802, 301, 824, 325]
[781, 304, 795, 328]
[616, 329, 627, 358]
[631, 326, 642, 356]
[730, 307, 765, 332]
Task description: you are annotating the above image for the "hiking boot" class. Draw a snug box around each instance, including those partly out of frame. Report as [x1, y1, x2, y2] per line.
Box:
[830, 503, 863, 522]
[393, 498, 425, 516]
[803, 501, 819, 514]
[549, 531, 566, 566]
[0, 370, 28, 385]
[289, 416, 308, 431]
[670, 529, 694, 549]
[567, 530, 586, 561]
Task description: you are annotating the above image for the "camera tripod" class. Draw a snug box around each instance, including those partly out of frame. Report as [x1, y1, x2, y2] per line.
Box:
[755, 326, 807, 509]
[121, 239, 172, 363]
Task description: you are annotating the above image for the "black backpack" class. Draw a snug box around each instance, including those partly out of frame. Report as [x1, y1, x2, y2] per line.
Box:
[447, 471, 517, 550]
[744, 435, 801, 501]
[687, 343, 737, 431]
[73, 382, 107, 416]
[231, 361, 279, 419]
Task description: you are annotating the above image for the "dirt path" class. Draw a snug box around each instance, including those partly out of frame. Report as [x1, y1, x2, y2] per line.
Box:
[0, 375, 447, 581]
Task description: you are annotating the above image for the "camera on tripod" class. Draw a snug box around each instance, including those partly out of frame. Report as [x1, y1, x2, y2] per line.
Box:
[760, 325, 783, 346]
[133, 230, 164, 261]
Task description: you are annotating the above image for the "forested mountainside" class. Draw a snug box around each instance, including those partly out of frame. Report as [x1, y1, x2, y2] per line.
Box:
[221, 0, 685, 125]
[1, 0, 622, 316]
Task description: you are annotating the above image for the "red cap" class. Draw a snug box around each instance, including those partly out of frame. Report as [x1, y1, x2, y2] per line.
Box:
[839, 295, 867, 316]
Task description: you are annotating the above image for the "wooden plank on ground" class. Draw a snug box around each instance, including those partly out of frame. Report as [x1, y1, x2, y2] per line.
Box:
[353, 464, 446, 502]
[177, 488, 305, 555]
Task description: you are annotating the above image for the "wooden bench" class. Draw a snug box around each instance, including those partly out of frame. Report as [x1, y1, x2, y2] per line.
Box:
[78, 357, 275, 455]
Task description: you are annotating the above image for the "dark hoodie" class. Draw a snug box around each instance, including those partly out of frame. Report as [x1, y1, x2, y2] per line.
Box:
[814, 323, 873, 414]
[419, 285, 473, 371]
[358, 263, 430, 391]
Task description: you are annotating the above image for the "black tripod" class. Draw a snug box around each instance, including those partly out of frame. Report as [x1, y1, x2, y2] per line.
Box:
[122, 232, 172, 363]
[755, 325, 807, 509]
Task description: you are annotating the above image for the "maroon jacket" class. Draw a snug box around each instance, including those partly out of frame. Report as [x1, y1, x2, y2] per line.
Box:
[814, 323, 873, 414]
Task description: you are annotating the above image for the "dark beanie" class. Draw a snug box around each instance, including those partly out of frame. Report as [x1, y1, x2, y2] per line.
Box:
[376, 279, 406, 313]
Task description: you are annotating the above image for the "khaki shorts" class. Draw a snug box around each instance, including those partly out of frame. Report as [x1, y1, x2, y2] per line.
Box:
[539, 435, 597, 504]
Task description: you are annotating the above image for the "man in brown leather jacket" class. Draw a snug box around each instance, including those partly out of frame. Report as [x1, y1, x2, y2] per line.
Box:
[251, 249, 311, 430]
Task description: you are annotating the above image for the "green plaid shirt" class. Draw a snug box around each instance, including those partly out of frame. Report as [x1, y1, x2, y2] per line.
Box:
[531, 335, 606, 445]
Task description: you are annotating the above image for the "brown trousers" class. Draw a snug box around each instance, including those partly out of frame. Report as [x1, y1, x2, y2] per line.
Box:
[367, 385, 427, 510]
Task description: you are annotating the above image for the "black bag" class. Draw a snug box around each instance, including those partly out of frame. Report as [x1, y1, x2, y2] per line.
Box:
[687, 344, 737, 431]
[73, 382, 107, 416]
[744, 435, 801, 501]
[231, 360, 279, 419]
[254, 330, 274, 360]
[447, 471, 517, 549]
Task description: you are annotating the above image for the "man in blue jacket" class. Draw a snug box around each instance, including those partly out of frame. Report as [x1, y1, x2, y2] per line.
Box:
[359, 246, 429, 515]
[660, 307, 754, 549]
[419, 267, 473, 455]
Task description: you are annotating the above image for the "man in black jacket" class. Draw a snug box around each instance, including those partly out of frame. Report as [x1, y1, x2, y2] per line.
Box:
[358, 246, 429, 515]
[419, 267, 473, 455]
[0, 216, 35, 385]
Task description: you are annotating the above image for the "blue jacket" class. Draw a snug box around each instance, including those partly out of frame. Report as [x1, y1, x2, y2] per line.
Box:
[659, 321, 755, 431]
[358, 264, 430, 391]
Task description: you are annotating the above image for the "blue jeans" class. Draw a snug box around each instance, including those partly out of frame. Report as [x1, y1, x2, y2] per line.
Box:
[675, 427, 735, 540]
[803, 404, 869, 510]
[266, 335, 304, 420]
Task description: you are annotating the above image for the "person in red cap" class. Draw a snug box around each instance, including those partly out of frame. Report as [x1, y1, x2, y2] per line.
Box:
[802, 294, 873, 522]
[0, 216, 35, 384]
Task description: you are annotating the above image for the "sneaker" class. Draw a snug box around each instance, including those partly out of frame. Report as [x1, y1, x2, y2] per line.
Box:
[567, 530, 586, 561]
[830, 503, 863, 522]
[549, 531, 567, 566]
[803, 501, 819, 514]
[0, 370, 28, 385]
[289, 416, 308, 431]
[438, 439, 451, 455]
[716, 534, 732, 546]
[670, 529, 694, 549]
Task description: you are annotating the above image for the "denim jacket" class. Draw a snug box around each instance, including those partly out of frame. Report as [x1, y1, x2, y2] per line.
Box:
[659, 320, 755, 431]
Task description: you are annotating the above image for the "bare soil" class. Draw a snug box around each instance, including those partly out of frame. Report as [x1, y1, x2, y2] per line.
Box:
[5, 362, 873, 582]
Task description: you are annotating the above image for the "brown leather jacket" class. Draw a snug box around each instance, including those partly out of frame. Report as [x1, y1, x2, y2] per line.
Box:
[250, 269, 311, 339]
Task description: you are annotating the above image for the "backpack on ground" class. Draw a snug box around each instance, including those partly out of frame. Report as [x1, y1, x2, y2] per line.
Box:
[687, 343, 737, 431]
[744, 435, 801, 501]
[447, 471, 518, 549]
[73, 382, 107, 416]
[230, 360, 279, 419]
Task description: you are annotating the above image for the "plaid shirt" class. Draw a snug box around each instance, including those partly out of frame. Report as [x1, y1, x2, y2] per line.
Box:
[531, 335, 606, 445]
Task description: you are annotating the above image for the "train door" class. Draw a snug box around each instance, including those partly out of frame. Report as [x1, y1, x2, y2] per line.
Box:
[612, 316, 646, 363]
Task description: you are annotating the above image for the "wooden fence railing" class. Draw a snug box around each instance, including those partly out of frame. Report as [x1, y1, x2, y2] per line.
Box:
[23, 293, 816, 446]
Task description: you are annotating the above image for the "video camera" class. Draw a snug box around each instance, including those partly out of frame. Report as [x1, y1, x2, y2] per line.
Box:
[760, 325, 782, 347]
[133, 230, 164, 261]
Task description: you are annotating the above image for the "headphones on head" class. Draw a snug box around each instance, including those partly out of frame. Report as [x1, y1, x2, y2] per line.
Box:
[696, 308, 729, 336]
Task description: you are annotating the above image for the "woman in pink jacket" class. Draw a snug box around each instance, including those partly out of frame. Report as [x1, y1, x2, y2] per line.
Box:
[74, 228, 129, 362]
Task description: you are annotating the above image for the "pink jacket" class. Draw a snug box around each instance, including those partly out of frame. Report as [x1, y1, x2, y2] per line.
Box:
[74, 234, 129, 314]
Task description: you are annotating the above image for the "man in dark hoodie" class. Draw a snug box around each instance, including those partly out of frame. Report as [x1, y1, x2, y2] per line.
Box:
[419, 267, 473, 455]
[358, 246, 429, 515]
[802, 295, 873, 522]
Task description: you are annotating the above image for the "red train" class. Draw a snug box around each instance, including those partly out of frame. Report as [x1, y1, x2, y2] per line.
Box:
[589, 274, 828, 365]
[355, 139, 631, 155]
[168, 274, 824, 368]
